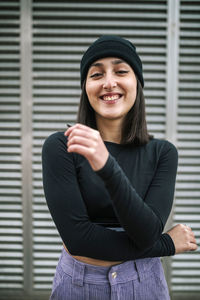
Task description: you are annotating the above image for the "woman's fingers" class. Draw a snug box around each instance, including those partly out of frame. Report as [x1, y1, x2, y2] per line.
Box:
[190, 234, 198, 247]
[166, 223, 198, 254]
[65, 124, 100, 148]
[67, 143, 96, 158]
[185, 225, 198, 246]
[67, 129, 95, 142]
[66, 127, 100, 156]
[64, 123, 109, 171]
[64, 123, 95, 137]
[67, 135, 97, 152]
[68, 128, 99, 142]
[189, 239, 198, 251]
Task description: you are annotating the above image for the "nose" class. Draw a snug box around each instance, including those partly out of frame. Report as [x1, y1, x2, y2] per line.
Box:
[103, 74, 117, 89]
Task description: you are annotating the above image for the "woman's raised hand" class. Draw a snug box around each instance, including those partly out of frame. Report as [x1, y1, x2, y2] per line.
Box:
[64, 123, 109, 171]
[166, 224, 198, 254]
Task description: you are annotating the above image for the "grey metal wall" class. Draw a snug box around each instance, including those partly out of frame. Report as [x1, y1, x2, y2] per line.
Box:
[171, 0, 200, 296]
[0, 0, 199, 299]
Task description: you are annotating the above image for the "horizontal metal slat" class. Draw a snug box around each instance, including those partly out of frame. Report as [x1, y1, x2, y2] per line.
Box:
[0, 236, 22, 242]
[33, 20, 167, 28]
[0, 204, 22, 212]
[178, 124, 200, 131]
[34, 244, 62, 251]
[33, 28, 167, 36]
[178, 108, 200, 115]
[33, 2, 167, 11]
[0, 11, 19, 16]
[33, 45, 167, 54]
[34, 236, 61, 243]
[171, 286, 200, 292]
[181, 13, 200, 20]
[172, 278, 200, 284]
[174, 215, 200, 221]
[176, 190, 200, 197]
[172, 270, 200, 276]
[34, 252, 60, 259]
[33, 11, 167, 20]
[0, 198, 21, 205]
[0, 283, 23, 289]
[32, 37, 166, 45]
[172, 261, 200, 268]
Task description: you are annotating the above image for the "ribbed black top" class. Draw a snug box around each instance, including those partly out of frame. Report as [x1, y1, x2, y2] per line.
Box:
[42, 132, 177, 261]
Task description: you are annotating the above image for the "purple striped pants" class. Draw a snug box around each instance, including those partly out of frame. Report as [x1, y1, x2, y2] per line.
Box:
[50, 248, 170, 300]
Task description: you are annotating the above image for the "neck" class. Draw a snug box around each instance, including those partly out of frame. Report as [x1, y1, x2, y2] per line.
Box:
[96, 116, 122, 144]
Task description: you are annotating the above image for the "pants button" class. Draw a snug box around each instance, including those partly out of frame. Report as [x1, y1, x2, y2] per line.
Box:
[111, 271, 117, 279]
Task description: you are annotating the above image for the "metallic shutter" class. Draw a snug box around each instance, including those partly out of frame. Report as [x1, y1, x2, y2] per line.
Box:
[32, 0, 169, 292]
[0, 0, 24, 291]
[171, 0, 200, 297]
[0, 0, 199, 299]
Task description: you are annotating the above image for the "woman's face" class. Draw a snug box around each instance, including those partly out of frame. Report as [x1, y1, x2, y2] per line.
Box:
[85, 57, 137, 122]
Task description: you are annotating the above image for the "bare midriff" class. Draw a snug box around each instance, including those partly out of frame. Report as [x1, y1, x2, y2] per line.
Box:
[63, 244, 124, 267]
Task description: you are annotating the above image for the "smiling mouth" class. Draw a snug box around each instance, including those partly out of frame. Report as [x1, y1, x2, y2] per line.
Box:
[100, 94, 122, 101]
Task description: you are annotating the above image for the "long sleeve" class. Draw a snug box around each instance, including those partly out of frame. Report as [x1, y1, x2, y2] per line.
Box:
[42, 132, 175, 261]
[95, 141, 178, 250]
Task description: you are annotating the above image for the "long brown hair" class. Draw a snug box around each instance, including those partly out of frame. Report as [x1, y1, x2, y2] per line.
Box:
[76, 78, 153, 146]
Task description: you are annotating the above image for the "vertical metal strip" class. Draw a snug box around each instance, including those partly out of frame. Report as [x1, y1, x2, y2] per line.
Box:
[163, 0, 180, 294]
[166, 0, 180, 145]
[20, 0, 33, 295]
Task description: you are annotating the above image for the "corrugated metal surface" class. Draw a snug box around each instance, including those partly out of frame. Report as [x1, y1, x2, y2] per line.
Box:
[0, 0, 24, 290]
[32, 0, 169, 290]
[171, 0, 200, 294]
[0, 0, 199, 299]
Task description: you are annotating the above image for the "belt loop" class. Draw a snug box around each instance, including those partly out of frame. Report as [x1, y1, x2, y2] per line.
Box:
[72, 261, 85, 286]
[134, 261, 144, 282]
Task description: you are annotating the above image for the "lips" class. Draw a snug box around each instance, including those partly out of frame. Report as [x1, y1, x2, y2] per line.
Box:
[100, 93, 122, 101]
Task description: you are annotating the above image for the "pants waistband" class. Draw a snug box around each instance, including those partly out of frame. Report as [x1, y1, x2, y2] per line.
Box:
[58, 248, 160, 287]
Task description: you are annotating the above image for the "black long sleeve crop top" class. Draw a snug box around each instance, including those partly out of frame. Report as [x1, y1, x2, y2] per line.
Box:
[42, 131, 178, 261]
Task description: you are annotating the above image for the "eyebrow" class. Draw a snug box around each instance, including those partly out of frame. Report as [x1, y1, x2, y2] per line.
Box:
[90, 59, 126, 68]
[112, 59, 126, 65]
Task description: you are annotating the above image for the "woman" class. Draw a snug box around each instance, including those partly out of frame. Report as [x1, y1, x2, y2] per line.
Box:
[42, 35, 197, 300]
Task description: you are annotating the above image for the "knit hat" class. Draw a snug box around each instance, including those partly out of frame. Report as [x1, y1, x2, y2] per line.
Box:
[80, 35, 144, 88]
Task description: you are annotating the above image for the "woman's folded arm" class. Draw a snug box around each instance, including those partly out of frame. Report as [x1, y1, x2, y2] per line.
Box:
[95, 141, 178, 250]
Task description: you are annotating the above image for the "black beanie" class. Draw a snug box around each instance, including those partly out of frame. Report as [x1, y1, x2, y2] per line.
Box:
[80, 35, 144, 88]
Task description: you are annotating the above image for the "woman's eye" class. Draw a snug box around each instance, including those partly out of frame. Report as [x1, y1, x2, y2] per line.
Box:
[90, 73, 102, 78]
[116, 70, 129, 74]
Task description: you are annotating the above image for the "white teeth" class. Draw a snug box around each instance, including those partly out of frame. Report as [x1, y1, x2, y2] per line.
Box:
[103, 94, 120, 101]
